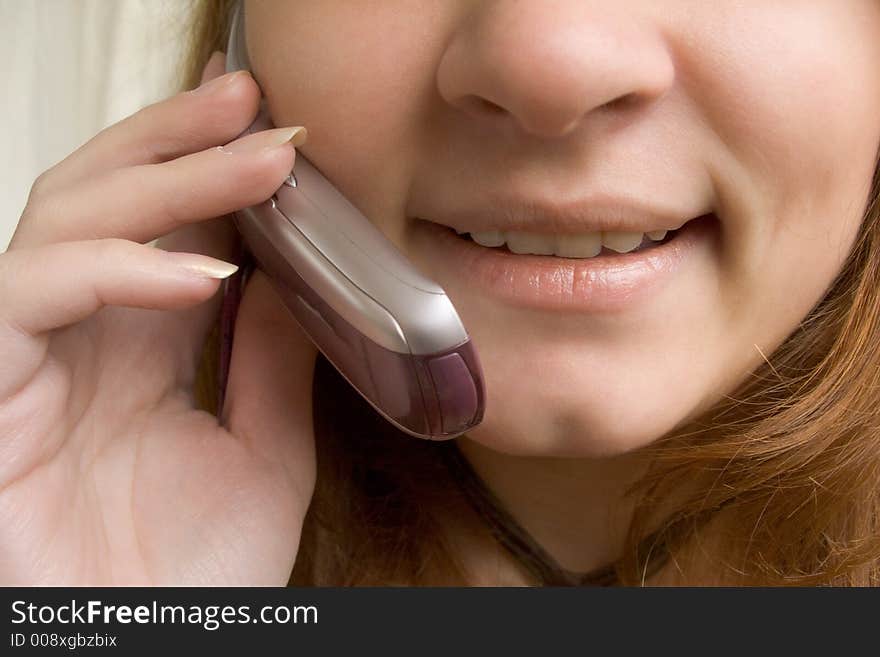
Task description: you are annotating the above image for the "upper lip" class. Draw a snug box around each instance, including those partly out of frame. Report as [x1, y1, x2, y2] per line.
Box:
[416, 194, 709, 235]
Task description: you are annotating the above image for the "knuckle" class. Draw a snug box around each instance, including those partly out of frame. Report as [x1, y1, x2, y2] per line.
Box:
[133, 162, 188, 230]
[0, 249, 27, 307]
[30, 169, 53, 197]
[126, 106, 173, 164]
[24, 169, 56, 210]
[94, 238, 136, 267]
[17, 170, 64, 236]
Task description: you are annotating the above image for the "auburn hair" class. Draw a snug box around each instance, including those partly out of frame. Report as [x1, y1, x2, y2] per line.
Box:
[182, 0, 880, 586]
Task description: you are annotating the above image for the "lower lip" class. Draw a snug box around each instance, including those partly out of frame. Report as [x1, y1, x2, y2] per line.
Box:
[413, 214, 716, 313]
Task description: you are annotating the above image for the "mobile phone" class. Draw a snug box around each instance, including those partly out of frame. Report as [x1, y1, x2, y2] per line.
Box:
[223, 5, 485, 439]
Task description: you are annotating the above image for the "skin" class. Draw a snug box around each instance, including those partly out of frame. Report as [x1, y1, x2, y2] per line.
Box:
[0, 1, 878, 584]
[248, 0, 880, 571]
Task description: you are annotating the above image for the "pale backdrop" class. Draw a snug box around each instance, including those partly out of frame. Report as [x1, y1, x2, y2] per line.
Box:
[0, 0, 191, 251]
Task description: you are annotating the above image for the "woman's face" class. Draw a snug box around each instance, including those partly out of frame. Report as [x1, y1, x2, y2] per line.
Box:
[246, 0, 880, 457]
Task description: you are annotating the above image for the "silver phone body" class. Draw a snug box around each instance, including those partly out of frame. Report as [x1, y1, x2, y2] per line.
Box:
[223, 5, 485, 439]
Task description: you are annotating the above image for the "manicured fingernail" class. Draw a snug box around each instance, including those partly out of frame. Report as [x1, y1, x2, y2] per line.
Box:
[173, 254, 239, 279]
[219, 126, 308, 154]
[286, 126, 309, 147]
[191, 70, 246, 95]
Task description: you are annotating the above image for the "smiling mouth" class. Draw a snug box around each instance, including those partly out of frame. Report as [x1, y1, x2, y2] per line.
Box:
[412, 213, 717, 313]
[450, 223, 688, 259]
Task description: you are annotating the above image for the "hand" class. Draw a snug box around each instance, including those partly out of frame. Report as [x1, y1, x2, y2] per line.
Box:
[0, 52, 318, 585]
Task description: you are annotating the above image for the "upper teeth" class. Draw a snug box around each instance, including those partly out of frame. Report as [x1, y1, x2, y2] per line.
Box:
[459, 229, 669, 257]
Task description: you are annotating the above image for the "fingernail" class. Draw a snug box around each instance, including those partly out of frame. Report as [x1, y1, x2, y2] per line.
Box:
[219, 126, 308, 154]
[173, 254, 240, 279]
[191, 70, 246, 96]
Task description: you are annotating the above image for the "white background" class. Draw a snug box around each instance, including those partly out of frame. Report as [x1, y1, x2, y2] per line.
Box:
[0, 0, 189, 251]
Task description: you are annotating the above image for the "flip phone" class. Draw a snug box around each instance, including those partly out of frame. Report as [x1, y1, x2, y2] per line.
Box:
[223, 5, 485, 439]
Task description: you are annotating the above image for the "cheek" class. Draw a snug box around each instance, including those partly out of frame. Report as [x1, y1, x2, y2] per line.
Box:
[691, 2, 880, 355]
[246, 2, 447, 237]
[692, 2, 880, 241]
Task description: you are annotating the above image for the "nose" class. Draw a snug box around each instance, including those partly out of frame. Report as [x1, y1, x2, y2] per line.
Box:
[436, 1, 675, 138]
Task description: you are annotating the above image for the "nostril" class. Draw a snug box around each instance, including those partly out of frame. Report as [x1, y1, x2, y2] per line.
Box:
[480, 98, 505, 113]
[600, 92, 640, 112]
[463, 95, 506, 116]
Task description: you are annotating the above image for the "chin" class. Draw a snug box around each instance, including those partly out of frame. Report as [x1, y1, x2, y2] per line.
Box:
[463, 389, 689, 459]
